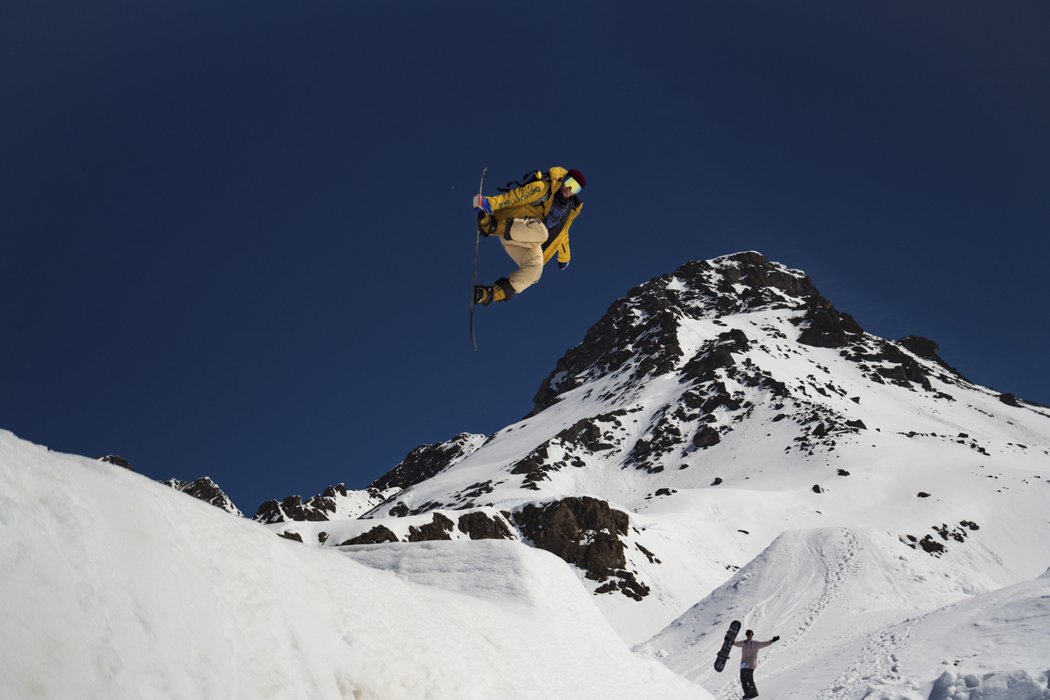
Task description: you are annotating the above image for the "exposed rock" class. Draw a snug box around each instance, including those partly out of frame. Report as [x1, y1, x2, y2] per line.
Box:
[636, 543, 660, 564]
[513, 497, 647, 599]
[311, 484, 349, 514]
[999, 392, 1021, 408]
[100, 455, 135, 471]
[456, 512, 513, 540]
[254, 483, 385, 524]
[454, 481, 495, 507]
[901, 521, 980, 557]
[692, 426, 721, 449]
[510, 444, 556, 490]
[796, 302, 864, 348]
[163, 476, 242, 516]
[510, 413, 630, 488]
[933, 521, 979, 542]
[406, 513, 455, 542]
[255, 495, 329, 524]
[370, 433, 484, 492]
[339, 525, 399, 546]
[842, 338, 937, 391]
[710, 251, 818, 301]
[406, 501, 444, 517]
[898, 335, 969, 381]
[558, 413, 627, 452]
[625, 403, 688, 474]
[679, 329, 750, 383]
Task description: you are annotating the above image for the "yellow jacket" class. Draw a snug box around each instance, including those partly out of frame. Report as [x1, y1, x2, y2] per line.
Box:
[486, 166, 584, 266]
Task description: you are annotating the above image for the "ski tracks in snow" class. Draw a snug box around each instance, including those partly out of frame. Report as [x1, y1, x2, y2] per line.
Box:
[789, 529, 862, 644]
[820, 615, 924, 700]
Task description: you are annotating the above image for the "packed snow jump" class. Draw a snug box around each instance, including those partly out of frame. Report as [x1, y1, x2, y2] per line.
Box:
[469, 166, 586, 348]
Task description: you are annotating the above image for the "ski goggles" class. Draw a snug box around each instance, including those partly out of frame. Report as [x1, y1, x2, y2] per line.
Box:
[563, 177, 583, 196]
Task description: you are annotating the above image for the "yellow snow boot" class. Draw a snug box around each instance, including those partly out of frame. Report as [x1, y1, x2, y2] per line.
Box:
[473, 278, 514, 306]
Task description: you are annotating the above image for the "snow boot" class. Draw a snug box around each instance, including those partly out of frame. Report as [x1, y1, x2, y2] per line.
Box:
[473, 285, 499, 305]
[473, 278, 514, 306]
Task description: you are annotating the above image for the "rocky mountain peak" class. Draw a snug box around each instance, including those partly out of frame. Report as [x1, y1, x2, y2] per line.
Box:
[254, 483, 391, 525]
[163, 476, 242, 516]
[368, 432, 486, 492]
[532, 251, 848, 412]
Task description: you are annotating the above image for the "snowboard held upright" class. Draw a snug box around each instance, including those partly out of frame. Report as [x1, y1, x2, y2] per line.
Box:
[714, 619, 741, 672]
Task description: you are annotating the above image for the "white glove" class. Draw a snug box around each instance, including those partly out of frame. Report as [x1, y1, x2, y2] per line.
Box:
[472, 194, 492, 213]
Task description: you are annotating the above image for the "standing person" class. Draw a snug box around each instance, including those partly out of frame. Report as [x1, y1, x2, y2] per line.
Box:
[471, 166, 585, 305]
[733, 629, 780, 698]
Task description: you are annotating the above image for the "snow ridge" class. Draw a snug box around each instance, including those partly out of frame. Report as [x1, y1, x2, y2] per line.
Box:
[0, 430, 707, 700]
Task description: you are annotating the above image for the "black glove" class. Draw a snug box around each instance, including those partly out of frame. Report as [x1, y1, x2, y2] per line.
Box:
[772, 635, 780, 642]
[558, 261, 569, 270]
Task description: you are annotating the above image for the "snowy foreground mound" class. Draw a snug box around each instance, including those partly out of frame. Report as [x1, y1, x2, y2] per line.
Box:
[0, 430, 706, 700]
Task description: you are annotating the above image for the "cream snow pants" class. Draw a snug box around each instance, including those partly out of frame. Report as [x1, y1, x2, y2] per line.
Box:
[500, 218, 549, 293]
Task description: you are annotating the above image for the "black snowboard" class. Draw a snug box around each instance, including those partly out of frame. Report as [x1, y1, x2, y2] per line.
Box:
[714, 619, 742, 672]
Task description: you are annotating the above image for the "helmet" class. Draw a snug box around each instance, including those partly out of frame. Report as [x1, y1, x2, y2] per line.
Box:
[565, 168, 587, 188]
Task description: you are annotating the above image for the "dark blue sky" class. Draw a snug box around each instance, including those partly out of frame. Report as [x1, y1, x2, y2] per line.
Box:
[3, 1, 1048, 514]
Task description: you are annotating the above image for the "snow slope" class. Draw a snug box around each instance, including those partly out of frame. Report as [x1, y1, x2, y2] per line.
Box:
[0, 429, 707, 700]
[840, 573, 1050, 700]
[637, 527, 1050, 699]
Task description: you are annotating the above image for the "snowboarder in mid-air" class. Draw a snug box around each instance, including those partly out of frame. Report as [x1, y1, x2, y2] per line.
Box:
[734, 629, 780, 698]
[471, 166, 586, 305]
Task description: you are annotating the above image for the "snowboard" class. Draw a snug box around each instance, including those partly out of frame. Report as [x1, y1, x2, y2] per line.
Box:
[714, 619, 741, 672]
[470, 166, 488, 351]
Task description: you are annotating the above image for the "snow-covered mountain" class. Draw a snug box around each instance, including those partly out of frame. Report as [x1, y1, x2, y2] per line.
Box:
[4, 251, 1049, 699]
[255, 251, 1050, 696]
